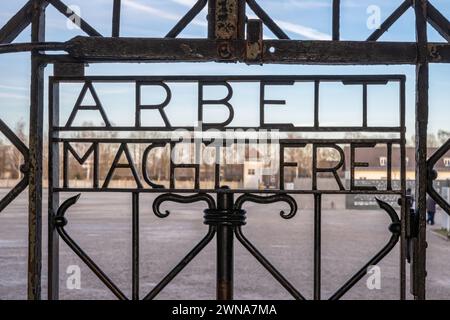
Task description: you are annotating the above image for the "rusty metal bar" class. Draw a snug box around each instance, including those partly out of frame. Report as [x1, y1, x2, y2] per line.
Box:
[413, 0, 429, 300]
[245, 19, 263, 62]
[48, 78, 59, 300]
[2, 37, 450, 64]
[61, 37, 450, 64]
[28, 0, 46, 301]
[208, 0, 245, 40]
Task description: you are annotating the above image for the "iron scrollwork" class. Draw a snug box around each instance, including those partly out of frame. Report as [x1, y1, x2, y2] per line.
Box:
[152, 193, 216, 218]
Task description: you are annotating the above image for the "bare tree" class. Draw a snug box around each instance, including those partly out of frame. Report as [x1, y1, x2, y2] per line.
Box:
[6, 119, 27, 179]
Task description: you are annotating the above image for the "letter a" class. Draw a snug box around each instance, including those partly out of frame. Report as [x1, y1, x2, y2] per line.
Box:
[366, 265, 381, 290]
[66, 81, 111, 127]
[102, 143, 143, 188]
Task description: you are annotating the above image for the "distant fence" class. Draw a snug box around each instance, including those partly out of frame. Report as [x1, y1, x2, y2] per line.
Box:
[345, 180, 450, 209]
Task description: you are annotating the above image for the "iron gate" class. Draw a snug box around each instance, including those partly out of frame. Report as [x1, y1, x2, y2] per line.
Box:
[0, 0, 449, 300]
[47, 74, 407, 300]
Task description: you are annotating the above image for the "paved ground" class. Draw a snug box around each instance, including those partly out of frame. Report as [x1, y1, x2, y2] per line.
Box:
[1, 190, 450, 300]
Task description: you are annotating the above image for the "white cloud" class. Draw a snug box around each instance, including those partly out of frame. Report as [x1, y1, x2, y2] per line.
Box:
[289, 0, 331, 9]
[247, 13, 331, 40]
[0, 85, 27, 91]
[123, 0, 329, 40]
[123, 0, 207, 27]
[275, 20, 331, 40]
[171, 0, 198, 7]
[0, 92, 28, 100]
[123, 0, 181, 21]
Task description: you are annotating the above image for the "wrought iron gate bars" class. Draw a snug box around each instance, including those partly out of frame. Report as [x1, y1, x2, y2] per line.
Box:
[53, 190, 401, 300]
[47, 74, 407, 300]
[0, 0, 448, 300]
[0, 119, 29, 211]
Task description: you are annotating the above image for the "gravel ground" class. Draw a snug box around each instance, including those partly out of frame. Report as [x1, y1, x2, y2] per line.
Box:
[1, 190, 450, 300]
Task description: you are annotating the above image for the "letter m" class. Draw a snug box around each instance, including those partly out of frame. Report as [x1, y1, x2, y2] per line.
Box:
[63, 142, 99, 188]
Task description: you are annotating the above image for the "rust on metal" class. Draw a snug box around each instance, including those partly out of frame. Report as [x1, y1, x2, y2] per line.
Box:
[215, 0, 239, 40]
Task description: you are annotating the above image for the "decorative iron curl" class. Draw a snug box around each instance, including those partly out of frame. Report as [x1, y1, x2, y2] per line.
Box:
[152, 193, 216, 218]
[55, 194, 81, 226]
[234, 193, 298, 219]
[375, 198, 401, 235]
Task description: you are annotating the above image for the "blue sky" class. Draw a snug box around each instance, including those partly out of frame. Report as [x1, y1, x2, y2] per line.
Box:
[0, 0, 449, 139]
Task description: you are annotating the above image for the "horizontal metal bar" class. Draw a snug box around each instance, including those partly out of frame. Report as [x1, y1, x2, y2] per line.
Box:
[50, 74, 406, 82]
[54, 138, 402, 144]
[53, 126, 403, 133]
[3, 37, 450, 64]
[0, 42, 66, 54]
[62, 37, 450, 64]
[53, 188, 403, 195]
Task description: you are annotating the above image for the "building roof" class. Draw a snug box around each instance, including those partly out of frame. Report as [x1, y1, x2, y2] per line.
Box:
[343, 146, 450, 171]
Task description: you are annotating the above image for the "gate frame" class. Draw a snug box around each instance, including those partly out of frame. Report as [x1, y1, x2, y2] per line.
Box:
[0, 0, 449, 300]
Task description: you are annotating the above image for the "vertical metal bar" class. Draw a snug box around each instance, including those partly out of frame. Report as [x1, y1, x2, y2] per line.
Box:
[362, 83, 368, 128]
[28, 0, 45, 300]
[208, 0, 245, 40]
[216, 188, 234, 300]
[386, 142, 392, 190]
[207, 0, 216, 39]
[313, 193, 321, 300]
[332, 0, 340, 41]
[132, 192, 139, 300]
[48, 79, 60, 300]
[112, 0, 121, 37]
[414, 0, 428, 300]
[93, 142, 99, 189]
[237, 0, 246, 41]
[399, 78, 407, 300]
[312, 144, 318, 190]
[279, 144, 285, 190]
[314, 81, 320, 128]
